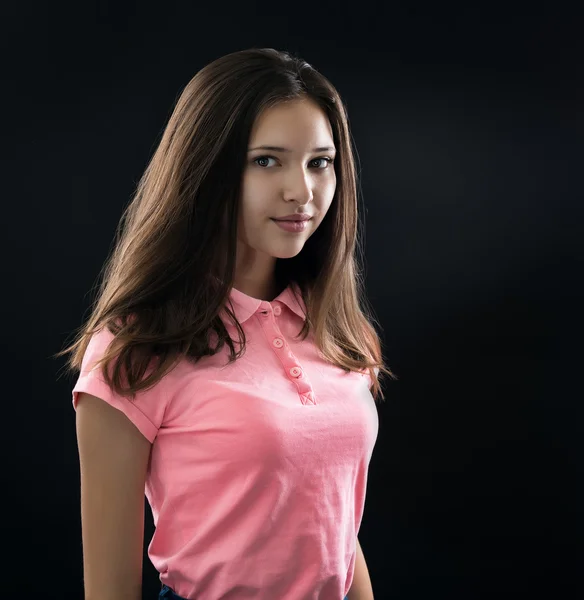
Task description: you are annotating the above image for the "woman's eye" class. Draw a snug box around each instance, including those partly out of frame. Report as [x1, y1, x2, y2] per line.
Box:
[254, 156, 276, 168]
[310, 157, 334, 169]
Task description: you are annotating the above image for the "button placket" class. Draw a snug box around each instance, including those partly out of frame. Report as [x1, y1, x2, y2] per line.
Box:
[257, 303, 313, 403]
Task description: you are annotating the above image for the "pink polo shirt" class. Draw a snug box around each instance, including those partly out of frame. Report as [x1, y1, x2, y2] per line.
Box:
[72, 282, 379, 600]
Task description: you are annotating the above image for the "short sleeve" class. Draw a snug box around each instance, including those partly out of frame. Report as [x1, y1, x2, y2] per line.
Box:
[72, 327, 168, 443]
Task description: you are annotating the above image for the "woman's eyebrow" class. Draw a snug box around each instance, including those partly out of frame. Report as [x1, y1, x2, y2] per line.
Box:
[247, 145, 336, 153]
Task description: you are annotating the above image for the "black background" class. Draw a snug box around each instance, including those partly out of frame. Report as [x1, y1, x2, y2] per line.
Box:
[2, 3, 582, 599]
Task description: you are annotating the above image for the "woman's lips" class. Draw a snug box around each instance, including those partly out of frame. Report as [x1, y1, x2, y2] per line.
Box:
[271, 218, 311, 232]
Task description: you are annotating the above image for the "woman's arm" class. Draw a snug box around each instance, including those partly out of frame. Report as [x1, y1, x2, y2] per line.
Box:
[347, 537, 374, 600]
[76, 392, 151, 600]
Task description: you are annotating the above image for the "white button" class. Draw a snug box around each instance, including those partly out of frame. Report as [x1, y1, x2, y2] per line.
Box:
[273, 305, 282, 316]
[289, 367, 302, 378]
[272, 338, 284, 348]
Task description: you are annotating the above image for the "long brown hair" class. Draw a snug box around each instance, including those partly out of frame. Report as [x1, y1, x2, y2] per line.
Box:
[54, 48, 397, 402]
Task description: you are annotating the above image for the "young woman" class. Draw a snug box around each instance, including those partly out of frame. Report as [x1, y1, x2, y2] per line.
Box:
[58, 47, 395, 600]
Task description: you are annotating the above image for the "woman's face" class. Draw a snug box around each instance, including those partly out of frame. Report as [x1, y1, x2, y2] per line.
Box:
[236, 97, 337, 276]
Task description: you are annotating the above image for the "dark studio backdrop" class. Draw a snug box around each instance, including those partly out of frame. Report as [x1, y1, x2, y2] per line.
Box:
[2, 3, 582, 599]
